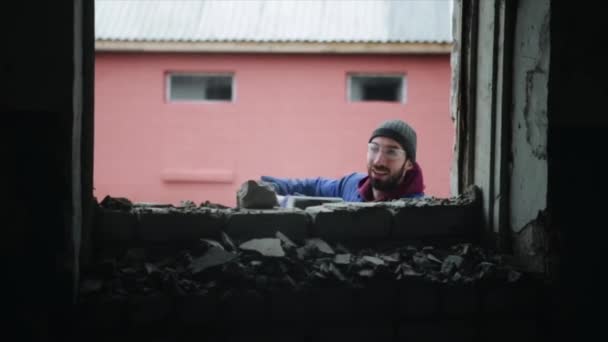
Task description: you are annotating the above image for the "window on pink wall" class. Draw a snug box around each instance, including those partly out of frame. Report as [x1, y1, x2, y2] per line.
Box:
[347, 73, 406, 103]
[167, 73, 234, 102]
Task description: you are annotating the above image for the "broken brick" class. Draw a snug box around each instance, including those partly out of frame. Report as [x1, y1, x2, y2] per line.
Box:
[95, 208, 136, 243]
[224, 209, 308, 242]
[137, 208, 224, 243]
[306, 203, 391, 242]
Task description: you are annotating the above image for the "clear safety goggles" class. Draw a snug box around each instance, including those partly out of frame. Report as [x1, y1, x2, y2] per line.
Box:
[367, 142, 406, 161]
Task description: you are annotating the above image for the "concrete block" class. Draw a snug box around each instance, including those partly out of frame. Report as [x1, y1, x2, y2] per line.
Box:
[127, 294, 174, 326]
[224, 209, 309, 242]
[390, 186, 481, 242]
[313, 324, 394, 342]
[262, 328, 309, 342]
[396, 279, 440, 318]
[397, 320, 477, 342]
[301, 287, 355, 323]
[352, 280, 397, 320]
[236, 180, 278, 209]
[283, 195, 344, 209]
[177, 329, 222, 342]
[306, 202, 392, 242]
[136, 207, 224, 243]
[268, 288, 356, 333]
[268, 289, 308, 323]
[175, 292, 218, 327]
[439, 284, 480, 317]
[478, 318, 540, 342]
[77, 295, 127, 333]
[217, 289, 268, 328]
[225, 330, 273, 342]
[480, 280, 542, 317]
[95, 208, 136, 243]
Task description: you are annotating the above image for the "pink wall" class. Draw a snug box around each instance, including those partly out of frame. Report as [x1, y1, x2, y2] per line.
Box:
[94, 52, 453, 206]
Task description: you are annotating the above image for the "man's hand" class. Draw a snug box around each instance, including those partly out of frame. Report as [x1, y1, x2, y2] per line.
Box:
[260, 176, 281, 194]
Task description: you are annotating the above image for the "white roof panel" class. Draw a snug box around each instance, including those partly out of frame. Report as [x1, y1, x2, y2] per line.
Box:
[95, 0, 452, 43]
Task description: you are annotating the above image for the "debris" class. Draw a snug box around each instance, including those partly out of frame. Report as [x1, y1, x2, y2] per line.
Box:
[276, 231, 298, 249]
[334, 243, 351, 254]
[381, 254, 400, 263]
[100, 195, 133, 210]
[144, 262, 161, 275]
[237, 180, 279, 209]
[427, 253, 443, 264]
[329, 263, 347, 282]
[221, 231, 237, 252]
[359, 269, 375, 277]
[189, 247, 237, 274]
[313, 271, 327, 279]
[239, 238, 285, 257]
[334, 254, 352, 265]
[507, 269, 522, 282]
[440, 255, 464, 275]
[475, 262, 495, 279]
[80, 278, 103, 295]
[296, 244, 315, 260]
[361, 256, 385, 266]
[201, 238, 225, 250]
[305, 238, 335, 255]
[200, 200, 230, 209]
[82, 236, 530, 300]
[400, 264, 422, 277]
[179, 200, 197, 209]
[412, 252, 431, 268]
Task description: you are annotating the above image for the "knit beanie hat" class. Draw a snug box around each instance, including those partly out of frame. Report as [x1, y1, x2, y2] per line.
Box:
[369, 119, 417, 161]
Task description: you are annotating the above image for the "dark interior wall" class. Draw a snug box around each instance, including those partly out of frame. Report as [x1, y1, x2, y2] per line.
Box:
[548, 1, 608, 339]
[1, 3, 80, 341]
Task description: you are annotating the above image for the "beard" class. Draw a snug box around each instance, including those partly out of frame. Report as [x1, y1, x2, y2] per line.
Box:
[368, 163, 406, 191]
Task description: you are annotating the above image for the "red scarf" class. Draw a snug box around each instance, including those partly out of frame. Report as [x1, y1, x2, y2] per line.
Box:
[357, 162, 425, 201]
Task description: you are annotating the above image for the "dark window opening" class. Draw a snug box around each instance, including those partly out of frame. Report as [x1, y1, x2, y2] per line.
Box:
[169, 74, 233, 102]
[349, 74, 405, 102]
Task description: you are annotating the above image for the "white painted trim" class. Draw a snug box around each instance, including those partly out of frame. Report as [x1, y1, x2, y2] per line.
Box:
[161, 168, 234, 184]
[96, 40, 452, 54]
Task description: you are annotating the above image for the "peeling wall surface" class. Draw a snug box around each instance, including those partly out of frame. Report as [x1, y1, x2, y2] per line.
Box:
[510, 0, 550, 233]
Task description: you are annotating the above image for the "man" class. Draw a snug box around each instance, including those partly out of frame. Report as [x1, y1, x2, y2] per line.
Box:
[261, 119, 424, 202]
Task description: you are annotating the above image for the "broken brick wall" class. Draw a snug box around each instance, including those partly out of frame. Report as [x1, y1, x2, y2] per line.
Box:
[77, 187, 551, 341]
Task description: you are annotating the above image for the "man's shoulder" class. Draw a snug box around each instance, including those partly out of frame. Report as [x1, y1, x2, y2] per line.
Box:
[341, 172, 367, 182]
[339, 172, 367, 192]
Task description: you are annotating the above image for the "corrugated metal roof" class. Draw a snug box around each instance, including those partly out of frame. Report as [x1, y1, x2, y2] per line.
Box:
[95, 0, 452, 44]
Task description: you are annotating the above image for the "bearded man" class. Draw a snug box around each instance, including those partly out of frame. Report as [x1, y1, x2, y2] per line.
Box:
[261, 119, 424, 202]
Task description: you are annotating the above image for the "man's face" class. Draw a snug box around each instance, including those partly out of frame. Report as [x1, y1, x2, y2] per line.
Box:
[367, 136, 413, 191]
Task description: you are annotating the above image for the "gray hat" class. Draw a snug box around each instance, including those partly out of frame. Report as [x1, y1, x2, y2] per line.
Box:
[369, 119, 417, 161]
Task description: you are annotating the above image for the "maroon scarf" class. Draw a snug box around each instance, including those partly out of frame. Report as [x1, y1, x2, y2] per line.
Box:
[357, 162, 425, 201]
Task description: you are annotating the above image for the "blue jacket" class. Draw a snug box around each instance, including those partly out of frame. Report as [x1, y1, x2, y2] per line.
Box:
[261, 172, 424, 202]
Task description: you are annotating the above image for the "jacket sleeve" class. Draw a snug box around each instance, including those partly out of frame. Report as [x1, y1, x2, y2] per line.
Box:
[260, 175, 342, 197]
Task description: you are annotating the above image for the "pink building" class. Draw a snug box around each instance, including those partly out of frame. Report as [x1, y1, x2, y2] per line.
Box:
[94, 0, 453, 206]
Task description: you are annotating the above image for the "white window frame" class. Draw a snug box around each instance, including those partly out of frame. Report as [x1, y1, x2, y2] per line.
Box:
[166, 72, 236, 103]
[347, 73, 407, 103]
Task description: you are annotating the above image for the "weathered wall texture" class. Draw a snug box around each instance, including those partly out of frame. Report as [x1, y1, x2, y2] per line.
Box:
[510, 0, 550, 234]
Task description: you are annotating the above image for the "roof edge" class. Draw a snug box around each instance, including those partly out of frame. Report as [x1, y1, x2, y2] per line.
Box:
[95, 40, 452, 54]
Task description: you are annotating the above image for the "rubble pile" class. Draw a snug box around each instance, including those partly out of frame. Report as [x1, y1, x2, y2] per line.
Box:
[80, 231, 523, 299]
